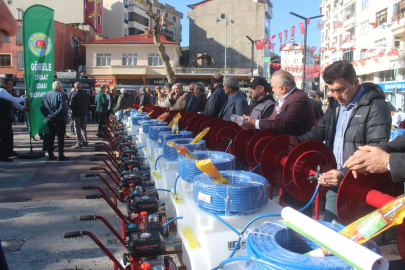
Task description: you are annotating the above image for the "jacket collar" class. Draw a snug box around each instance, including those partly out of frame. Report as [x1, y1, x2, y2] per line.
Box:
[330, 83, 385, 109]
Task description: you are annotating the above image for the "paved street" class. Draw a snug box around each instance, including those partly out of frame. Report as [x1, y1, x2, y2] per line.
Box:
[0, 123, 404, 270]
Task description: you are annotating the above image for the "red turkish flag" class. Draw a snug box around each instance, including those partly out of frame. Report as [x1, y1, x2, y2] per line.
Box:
[316, 65, 320, 71]
[268, 43, 276, 50]
[299, 44, 304, 54]
[329, 47, 336, 51]
[333, 21, 343, 30]
[284, 29, 288, 41]
[311, 46, 316, 52]
[350, 48, 356, 52]
[392, 48, 399, 56]
[360, 48, 367, 52]
[299, 21, 305, 34]
[262, 39, 267, 48]
[353, 60, 358, 67]
[271, 35, 276, 40]
[387, 50, 393, 56]
[279, 43, 286, 52]
[368, 49, 375, 53]
[339, 48, 345, 52]
[378, 49, 386, 57]
[345, 35, 351, 41]
[319, 47, 326, 53]
[373, 55, 379, 63]
[311, 65, 315, 70]
[291, 26, 296, 37]
[278, 32, 282, 43]
[288, 44, 295, 52]
[255, 40, 263, 50]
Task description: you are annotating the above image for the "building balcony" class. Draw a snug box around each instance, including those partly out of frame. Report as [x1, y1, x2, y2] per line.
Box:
[111, 65, 148, 75]
[165, 16, 174, 25]
[124, 19, 128, 24]
[343, 16, 356, 29]
[161, 28, 174, 36]
[174, 67, 251, 75]
[266, 6, 273, 19]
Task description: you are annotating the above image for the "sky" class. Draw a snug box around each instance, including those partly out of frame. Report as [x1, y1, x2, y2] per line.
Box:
[162, 0, 323, 50]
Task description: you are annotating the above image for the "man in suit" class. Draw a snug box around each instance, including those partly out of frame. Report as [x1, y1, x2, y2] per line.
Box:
[185, 82, 196, 112]
[187, 82, 207, 113]
[70, 82, 90, 148]
[140, 87, 152, 107]
[218, 77, 248, 121]
[169, 83, 191, 111]
[308, 90, 324, 121]
[240, 70, 315, 136]
[201, 73, 227, 117]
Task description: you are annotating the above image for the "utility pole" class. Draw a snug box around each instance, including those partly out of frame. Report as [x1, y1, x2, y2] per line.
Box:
[217, 14, 235, 79]
[290, 12, 323, 91]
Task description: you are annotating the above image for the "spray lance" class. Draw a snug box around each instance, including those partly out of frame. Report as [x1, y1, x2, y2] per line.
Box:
[190, 127, 210, 144]
[138, 106, 144, 113]
[166, 142, 197, 160]
[146, 110, 154, 117]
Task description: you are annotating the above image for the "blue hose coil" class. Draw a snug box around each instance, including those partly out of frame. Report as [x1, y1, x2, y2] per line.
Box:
[193, 170, 268, 216]
[158, 131, 194, 148]
[131, 116, 150, 125]
[245, 221, 354, 270]
[130, 111, 147, 118]
[163, 138, 206, 161]
[178, 151, 235, 183]
[149, 126, 172, 141]
[141, 121, 168, 134]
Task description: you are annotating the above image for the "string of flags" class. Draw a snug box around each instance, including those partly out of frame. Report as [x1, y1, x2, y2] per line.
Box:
[269, 63, 329, 81]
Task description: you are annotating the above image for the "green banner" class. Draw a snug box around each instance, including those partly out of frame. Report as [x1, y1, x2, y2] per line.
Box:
[264, 57, 271, 63]
[23, 5, 54, 137]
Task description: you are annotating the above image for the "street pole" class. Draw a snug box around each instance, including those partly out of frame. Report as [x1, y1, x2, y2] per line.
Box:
[246, 36, 254, 79]
[225, 20, 228, 79]
[290, 12, 323, 91]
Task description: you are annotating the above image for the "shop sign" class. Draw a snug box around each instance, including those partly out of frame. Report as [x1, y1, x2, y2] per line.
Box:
[56, 71, 77, 79]
[378, 81, 405, 92]
[150, 78, 168, 85]
[95, 78, 115, 85]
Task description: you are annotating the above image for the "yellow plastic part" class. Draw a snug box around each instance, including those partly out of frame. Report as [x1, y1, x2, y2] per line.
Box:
[168, 113, 182, 127]
[167, 142, 197, 160]
[147, 110, 154, 116]
[190, 127, 210, 144]
[195, 159, 229, 184]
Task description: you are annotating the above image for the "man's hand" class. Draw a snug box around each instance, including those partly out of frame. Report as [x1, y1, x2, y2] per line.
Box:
[23, 96, 29, 101]
[23, 108, 29, 112]
[169, 91, 175, 97]
[318, 170, 344, 187]
[240, 115, 255, 130]
[343, 145, 390, 178]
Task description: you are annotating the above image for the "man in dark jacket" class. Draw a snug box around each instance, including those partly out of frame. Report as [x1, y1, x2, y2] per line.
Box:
[185, 82, 196, 111]
[95, 85, 108, 137]
[218, 77, 248, 121]
[188, 82, 207, 113]
[115, 88, 133, 121]
[298, 60, 391, 222]
[40, 81, 69, 161]
[308, 90, 324, 121]
[246, 76, 275, 120]
[140, 87, 152, 107]
[70, 82, 90, 148]
[343, 134, 405, 183]
[202, 73, 227, 117]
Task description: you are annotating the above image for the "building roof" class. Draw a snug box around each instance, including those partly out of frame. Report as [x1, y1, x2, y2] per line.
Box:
[186, 0, 213, 10]
[81, 34, 179, 45]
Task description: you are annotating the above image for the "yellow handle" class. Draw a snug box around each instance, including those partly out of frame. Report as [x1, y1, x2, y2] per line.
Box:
[168, 112, 182, 127]
[190, 127, 210, 144]
[195, 159, 229, 184]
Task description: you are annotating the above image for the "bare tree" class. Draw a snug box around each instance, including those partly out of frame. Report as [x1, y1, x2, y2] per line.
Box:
[138, 0, 176, 84]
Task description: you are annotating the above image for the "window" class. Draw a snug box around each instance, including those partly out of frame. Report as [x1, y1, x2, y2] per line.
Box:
[342, 48, 353, 61]
[375, 38, 386, 54]
[173, 15, 177, 22]
[97, 15, 101, 25]
[376, 9, 387, 26]
[16, 9, 23, 20]
[124, 28, 128, 36]
[122, 53, 137, 65]
[6, 36, 11, 42]
[294, 50, 299, 55]
[360, 20, 369, 35]
[294, 59, 299, 63]
[129, 12, 149, 26]
[15, 26, 22, 45]
[360, 49, 368, 59]
[156, 9, 161, 15]
[361, 0, 369, 11]
[96, 54, 111, 66]
[0, 54, 11, 67]
[284, 59, 289, 63]
[173, 28, 176, 35]
[17, 51, 23, 69]
[379, 70, 395, 82]
[7, 1, 12, 4]
[124, 13, 128, 20]
[340, 2, 356, 21]
[395, 36, 403, 51]
[148, 53, 163, 66]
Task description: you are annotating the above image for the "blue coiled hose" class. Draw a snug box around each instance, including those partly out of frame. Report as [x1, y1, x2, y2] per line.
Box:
[163, 138, 206, 161]
[149, 126, 172, 141]
[141, 121, 168, 134]
[244, 221, 354, 270]
[158, 131, 194, 148]
[193, 170, 269, 216]
[178, 151, 235, 183]
[130, 112, 146, 118]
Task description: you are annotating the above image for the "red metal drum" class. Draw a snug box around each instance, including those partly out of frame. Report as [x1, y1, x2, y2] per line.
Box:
[246, 130, 280, 168]
[283, 140, 336, 202]
[260, 135, 301, 189]
[233, 129, 256, 167]
[194, 116, 215, 134]
[178, 112, 194, 130]
[210, 121, 241, 151]
[187, 115, 206, 134]
[165, 110, 181, 124]
[202, 119, 224, 149]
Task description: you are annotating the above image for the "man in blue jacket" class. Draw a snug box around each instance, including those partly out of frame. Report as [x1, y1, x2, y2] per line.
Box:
[218, 77, 248, 121]
[40, 81, 69, 161]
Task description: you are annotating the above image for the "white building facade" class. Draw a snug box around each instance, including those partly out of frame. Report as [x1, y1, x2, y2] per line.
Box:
[320, 0, 405, 109]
